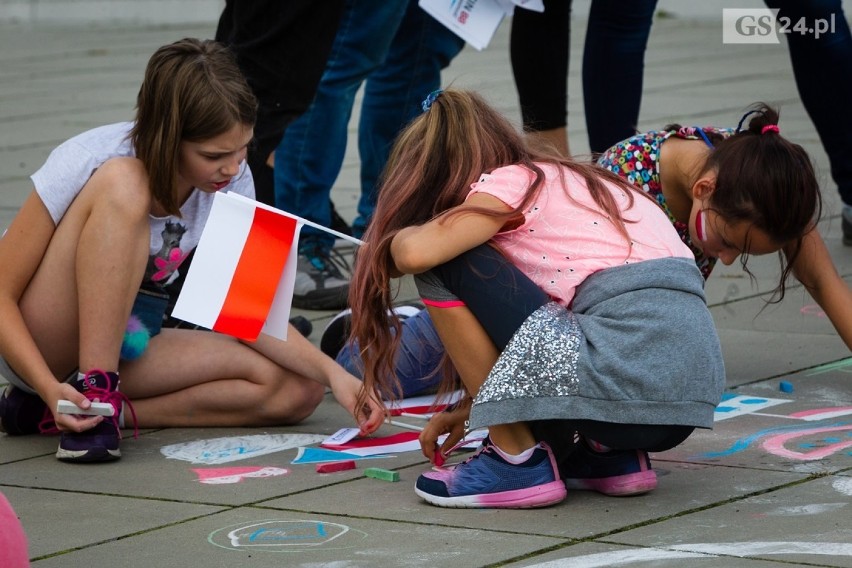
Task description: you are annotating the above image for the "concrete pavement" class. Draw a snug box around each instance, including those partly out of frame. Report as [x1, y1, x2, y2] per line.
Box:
[1, 6, 851, 567]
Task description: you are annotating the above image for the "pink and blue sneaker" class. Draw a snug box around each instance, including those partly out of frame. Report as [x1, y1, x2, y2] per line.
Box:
[560, 438, 657, 496]
[56, 370, 135, 463]
[414, 441, 567, 508]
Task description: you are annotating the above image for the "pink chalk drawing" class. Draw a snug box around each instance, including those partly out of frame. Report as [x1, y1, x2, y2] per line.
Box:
[701, 405, 852, 461]
[799, 304, 827, 318]
[193, 466, 289, 484]
[761, 424, 852, 460]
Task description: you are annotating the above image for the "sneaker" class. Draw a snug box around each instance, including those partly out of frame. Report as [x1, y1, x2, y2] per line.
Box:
[56, 370, 134, 463]
[289, 315, 313, 338]
[320, 303, 424, 358]
[842, 204, 852, 246]
[560, 438, 657, 496]
[293, 244, 351, 311]
[414, 441, 567, 508]
[0, 385, 50, 436]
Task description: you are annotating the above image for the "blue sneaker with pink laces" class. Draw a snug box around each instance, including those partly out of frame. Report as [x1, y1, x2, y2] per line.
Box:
[56, 370, 135, 463]
[414, 441, 567, 508]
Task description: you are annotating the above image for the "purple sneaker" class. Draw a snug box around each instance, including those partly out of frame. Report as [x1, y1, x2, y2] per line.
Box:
[414, 441, 567, 508]
[56, 370, 134, 463]
[0, 385, 53, 436]
[561, 438, 657, 496]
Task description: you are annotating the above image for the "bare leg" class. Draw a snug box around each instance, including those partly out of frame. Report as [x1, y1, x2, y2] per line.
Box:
[526, 126, 570, 157]
[426, 305, 536, 454]
[20, 158, 150, 377]
[118, 328, 326, 427]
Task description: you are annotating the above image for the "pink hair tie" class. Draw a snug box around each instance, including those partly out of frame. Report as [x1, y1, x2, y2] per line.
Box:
[761, 124, 780, 135]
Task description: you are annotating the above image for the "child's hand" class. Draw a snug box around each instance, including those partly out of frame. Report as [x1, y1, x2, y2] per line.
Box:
[46, 383, 103, 433]
[420, 404, 469, 465]
[327, 371, 385, 435]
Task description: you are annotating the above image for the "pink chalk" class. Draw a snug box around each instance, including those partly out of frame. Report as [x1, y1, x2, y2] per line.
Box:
[315, 460, 357, 474]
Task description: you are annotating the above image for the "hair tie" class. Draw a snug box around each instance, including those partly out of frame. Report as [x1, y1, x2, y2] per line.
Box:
[761, 124, 780, 135]
[421, 89, 443, 112]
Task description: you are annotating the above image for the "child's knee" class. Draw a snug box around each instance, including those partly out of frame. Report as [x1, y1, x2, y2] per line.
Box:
[258, 378, 325, 425]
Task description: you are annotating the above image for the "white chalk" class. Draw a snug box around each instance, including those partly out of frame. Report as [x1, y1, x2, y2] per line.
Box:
[386, 419, 424, 432]
[56, 400, 115, 417]
[322, 427, 361, 446]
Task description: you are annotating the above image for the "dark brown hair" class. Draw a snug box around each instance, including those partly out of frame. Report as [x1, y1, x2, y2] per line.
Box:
[130, 38, 257, 216]
[695, 104, 821, 301]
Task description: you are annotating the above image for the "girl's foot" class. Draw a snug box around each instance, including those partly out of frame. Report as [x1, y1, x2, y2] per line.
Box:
[414, 440, 566, 508]
[560, 437, 657, 496]
[56, 370, 134, 463]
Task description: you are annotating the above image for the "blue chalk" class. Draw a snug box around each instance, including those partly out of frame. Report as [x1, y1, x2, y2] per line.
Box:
[779, 380, 794, 393]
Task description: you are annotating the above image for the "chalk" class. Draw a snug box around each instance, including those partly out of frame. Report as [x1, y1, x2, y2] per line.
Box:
[322, 427, 360, 446]
[56, 400, 115, 417]
[385, 419, 424, 432]
[364, 467, 399, 482]
[315, 460, 357, 474]
[779, 380, 794, 393]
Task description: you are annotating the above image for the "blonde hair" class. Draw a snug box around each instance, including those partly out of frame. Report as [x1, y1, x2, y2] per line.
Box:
[130, 38, 257, 216]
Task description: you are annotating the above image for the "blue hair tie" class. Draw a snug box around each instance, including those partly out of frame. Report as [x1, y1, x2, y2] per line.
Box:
[421, 89, 443, 112]
[695, 127, 715, 149]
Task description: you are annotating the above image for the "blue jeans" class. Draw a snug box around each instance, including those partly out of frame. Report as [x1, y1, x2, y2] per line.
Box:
[274, 0, 465, 250]
[336, 308, 444, 397]
[765, 0, 852, 205]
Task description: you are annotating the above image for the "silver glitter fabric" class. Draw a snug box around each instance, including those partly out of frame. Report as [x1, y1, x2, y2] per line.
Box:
[475, 302, 582, 406]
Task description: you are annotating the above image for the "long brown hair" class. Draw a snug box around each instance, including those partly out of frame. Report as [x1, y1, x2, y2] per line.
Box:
[130, 38, 257, 216]
[349, 89, 650, 405]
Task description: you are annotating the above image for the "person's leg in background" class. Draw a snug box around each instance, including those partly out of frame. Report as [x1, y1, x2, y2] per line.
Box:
[509, 0, 572, 156]
[582, 0, 658, 156]
[353, 1, 466, 237]
[215, 0, 346, 206]
[765, 0, 852, 245]
[273, 0, 408, 310]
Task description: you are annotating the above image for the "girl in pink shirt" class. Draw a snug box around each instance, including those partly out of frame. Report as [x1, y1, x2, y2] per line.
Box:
[349, 89, 725, 509]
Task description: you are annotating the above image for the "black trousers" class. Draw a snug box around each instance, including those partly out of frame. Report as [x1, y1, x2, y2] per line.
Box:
[216, 0, 346, 205]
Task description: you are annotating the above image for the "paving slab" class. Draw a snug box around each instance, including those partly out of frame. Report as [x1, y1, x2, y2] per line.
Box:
[0, 6, 851, 568]
[28, 507, 564, 568]
[607, 475, 852, 568]
[271, 454, 806, 541]
[2, 485, 224, 561]
[504, 541, 821, 567]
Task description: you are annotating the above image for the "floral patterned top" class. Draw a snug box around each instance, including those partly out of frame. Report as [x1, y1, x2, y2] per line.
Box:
[597, 126, 734, 280]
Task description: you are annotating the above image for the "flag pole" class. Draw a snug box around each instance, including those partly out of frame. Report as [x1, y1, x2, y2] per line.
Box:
[228, 193, 365, 246]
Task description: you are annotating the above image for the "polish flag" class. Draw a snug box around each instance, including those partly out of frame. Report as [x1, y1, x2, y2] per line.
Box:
[172, 192, 302, 341]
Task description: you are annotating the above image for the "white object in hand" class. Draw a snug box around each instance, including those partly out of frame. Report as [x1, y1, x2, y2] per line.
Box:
[56, 400, 115, 417]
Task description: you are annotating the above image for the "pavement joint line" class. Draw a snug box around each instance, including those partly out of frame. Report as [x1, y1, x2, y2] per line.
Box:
[28, 509, 233, 563]
[723, 355, 852, 386]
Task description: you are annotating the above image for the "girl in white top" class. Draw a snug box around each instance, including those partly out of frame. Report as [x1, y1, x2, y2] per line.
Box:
[0, 38, 383, 463]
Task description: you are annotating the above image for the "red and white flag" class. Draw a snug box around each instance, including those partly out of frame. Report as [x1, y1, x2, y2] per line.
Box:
[172, 192, 302, 341]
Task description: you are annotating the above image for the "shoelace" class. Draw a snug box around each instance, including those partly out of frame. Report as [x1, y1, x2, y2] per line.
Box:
[39, 370, 138, 439]
[435, 437, 490, 468]
[305, 245, 352, 277]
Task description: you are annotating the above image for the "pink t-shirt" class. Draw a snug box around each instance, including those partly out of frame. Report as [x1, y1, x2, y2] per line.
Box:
[467, 163, 693, 306]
